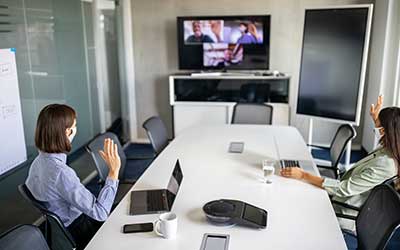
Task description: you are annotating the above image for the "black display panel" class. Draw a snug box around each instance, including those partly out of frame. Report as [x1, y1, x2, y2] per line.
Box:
[177, 15, 270, 70]
[296, 7, 371, 123]
[174, 79, 289, 103]
[242, 203, 267, 227]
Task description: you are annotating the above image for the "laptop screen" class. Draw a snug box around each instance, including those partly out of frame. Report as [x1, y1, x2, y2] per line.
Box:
[166, 160, 183, 208]
[167, 160, 183, 195]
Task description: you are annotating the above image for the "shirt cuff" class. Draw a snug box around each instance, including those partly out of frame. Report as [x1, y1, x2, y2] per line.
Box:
[322, 178, 339, 187]
[105, 177, 119, 188]
[322, 178, 340, 196]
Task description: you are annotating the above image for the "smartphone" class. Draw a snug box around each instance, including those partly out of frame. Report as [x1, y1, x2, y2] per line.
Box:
[123, 223, 154, 234]
[200, 234, 230, 250]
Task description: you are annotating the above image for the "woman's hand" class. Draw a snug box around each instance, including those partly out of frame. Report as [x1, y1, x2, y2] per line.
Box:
[280, 167, 305, 180]
[370, 95, 383, 127]
[99, 138, 121, 180]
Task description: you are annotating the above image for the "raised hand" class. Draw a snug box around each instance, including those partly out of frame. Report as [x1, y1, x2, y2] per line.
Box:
[99, 138, 121, 180]
[370, 95, 383, 127]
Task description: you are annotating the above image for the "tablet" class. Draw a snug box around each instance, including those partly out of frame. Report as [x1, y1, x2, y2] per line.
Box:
[200, 234, 230, 250]
[228, 142, 244, 153]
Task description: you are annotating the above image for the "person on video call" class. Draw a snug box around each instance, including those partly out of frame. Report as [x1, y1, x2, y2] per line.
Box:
[186, 21, 214, 43]
[25, 104, 121, 249]
[237, 22, 259, 44]
[280, 95, 399, 232]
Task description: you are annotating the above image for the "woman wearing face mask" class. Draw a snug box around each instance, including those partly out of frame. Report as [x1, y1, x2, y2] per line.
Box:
[281, 95, 399, 231]
[25, 104, 121, 249]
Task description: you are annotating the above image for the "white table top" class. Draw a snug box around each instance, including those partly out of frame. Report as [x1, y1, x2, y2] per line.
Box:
[85, 125, 347, 250]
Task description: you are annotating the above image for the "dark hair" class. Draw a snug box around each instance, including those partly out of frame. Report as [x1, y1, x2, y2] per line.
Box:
[239, 22, 248, 33]
[379, 107, 400, 172]
[35, 104, 76, 153]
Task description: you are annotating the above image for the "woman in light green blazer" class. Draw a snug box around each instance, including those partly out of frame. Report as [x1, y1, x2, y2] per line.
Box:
[281, 96, 400, 231]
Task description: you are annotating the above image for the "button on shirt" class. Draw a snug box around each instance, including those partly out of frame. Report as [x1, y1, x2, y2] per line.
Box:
[26, 152, 119, 227]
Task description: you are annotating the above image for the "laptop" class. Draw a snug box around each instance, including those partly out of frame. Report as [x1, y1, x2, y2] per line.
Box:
[273, 136, 316, 174]
[129, 159, 183, 215]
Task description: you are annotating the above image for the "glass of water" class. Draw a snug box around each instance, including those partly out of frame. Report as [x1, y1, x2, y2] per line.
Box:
[262, 160, 275, 184]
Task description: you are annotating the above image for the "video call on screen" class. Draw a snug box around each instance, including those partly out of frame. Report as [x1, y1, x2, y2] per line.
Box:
[178, 16, 270, 70]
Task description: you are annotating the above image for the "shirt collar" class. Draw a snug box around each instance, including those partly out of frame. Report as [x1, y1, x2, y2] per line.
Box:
[39, 151, 67, 163]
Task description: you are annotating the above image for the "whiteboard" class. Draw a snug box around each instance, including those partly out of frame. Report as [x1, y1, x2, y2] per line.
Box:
[0, 48, 27, 176]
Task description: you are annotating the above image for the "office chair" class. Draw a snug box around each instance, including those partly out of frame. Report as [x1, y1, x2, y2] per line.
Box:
[334, 184, 400, 250]
[0, 224, 50, 250]
[317, 124, 356, 179]
[231, 103, 273, 125]
[142, 116, 169, 155]
[18, 184, 76, 250]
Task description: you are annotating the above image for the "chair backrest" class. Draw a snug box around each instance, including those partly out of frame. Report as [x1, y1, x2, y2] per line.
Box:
[86, 132, 127, 181]
[231, 103, 273, 125]
[18, 184, 76, 250]
[0, 224, 50, 250]
[330, 124, 356, 170]
[142, 116, 169, 155]
[356, 184, 400, 250]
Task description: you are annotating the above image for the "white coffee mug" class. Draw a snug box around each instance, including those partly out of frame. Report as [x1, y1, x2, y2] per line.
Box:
[155, 212, 178, 239]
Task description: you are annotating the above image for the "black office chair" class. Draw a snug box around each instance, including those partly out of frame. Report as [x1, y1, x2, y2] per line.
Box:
[142, 116, 169, 155]
[317, 124, 356, 179]
[231, 103, 273, 125]
[18, 184, 76, 250]
[86, 132, 143, 204]
[0, 224, 50, 250]
[334, 184, 400, 250]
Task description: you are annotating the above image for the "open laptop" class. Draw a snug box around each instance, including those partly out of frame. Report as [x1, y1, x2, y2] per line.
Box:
[273, 136, 316, 174]
[129, 159, 183, 215]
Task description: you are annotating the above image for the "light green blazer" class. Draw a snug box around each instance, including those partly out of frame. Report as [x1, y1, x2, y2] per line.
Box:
[322, 147, 397, 231]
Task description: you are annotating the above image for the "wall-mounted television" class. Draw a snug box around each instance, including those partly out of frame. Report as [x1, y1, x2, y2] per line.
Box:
[177, 15, 270, 70]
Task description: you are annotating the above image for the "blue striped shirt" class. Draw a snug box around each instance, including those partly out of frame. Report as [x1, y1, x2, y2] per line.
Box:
[26, 152, 118, 227]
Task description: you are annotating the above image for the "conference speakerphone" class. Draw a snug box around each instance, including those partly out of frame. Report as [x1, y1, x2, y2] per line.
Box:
[203, 199, 267, 229]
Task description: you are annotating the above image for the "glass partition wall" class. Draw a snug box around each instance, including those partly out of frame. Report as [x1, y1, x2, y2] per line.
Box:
[0, 0, 123, 160]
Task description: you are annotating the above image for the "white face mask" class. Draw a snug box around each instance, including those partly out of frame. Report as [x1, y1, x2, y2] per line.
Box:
[68, 126, 77, 143]
[373, 127, 383, 142]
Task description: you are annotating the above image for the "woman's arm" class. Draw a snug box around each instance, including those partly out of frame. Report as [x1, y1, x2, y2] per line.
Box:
[56, 139, 121, 222]
[280, 167, 324, 188]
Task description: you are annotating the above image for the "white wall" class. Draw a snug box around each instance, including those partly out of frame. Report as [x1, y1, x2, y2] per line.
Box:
[362, 0, 400, 152]
[129, 0, 374, 143]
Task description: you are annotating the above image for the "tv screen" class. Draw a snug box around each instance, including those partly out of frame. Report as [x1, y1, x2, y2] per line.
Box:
[177, 15, 270, 70]
[296, 7, 371, 124]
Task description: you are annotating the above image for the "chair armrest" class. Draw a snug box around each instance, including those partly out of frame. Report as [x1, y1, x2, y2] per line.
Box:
[98, 179, 136, 185]
[331, 200, 361, 211]
[126, 155, 154, 160]
[335, 213, 357, 221]
[120, 179, 136, 185]
[317, 165, 334, 170]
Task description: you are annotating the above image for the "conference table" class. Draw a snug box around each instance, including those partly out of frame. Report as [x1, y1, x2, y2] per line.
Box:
[85, 125, 347, 250]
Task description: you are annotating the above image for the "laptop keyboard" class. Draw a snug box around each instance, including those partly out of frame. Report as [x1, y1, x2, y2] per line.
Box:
[146, 191, 166, 211]
[280, 160, 300, 168]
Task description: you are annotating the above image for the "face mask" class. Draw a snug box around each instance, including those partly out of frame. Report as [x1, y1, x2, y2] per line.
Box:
[373, 127, 383, 142]
[68, 126, 77, 143]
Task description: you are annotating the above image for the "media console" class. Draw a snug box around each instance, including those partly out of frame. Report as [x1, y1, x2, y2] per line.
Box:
[169, 74, 290, 136]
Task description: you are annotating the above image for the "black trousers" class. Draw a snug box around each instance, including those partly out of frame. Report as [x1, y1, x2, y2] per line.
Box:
[67, 214, 102, 250]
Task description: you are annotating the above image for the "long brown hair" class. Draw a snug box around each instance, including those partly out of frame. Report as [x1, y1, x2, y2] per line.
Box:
[379, 107, 400, 173]
[35, 104, 76, 153]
